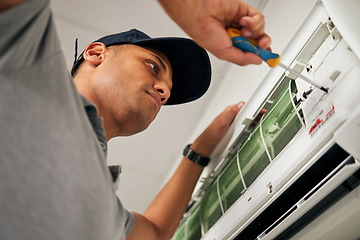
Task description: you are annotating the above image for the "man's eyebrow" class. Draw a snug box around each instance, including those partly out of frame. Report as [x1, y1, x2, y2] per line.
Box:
[152, 54, 167, 72]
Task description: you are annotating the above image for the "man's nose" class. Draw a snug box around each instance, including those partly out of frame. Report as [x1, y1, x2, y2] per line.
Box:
[154, 82, 170, 105]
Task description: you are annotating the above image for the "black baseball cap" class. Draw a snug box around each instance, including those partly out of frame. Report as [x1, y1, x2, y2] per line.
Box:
[71, 29, 211, 105]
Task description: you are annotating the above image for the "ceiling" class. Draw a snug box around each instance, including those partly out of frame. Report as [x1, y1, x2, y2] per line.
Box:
[50, 0, 266, 213]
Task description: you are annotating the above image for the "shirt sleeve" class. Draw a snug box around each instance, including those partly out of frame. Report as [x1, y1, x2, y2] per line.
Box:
[0, 0, 61, 74]
[117, 198, 135, 236]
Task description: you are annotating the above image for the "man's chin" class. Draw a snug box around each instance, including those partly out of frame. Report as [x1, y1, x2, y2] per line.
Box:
[130, 117, 156, 135]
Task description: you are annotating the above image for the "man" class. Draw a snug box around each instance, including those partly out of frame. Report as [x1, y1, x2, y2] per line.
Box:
[0, 0, 269, 239]
[71, 28, 244, 239]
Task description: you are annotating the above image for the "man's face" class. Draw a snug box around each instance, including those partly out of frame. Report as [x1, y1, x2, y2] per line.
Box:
[91, 44, 173, 137]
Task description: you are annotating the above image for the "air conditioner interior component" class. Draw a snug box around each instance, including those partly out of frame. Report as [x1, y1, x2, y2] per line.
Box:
[172, 79, 303, 239]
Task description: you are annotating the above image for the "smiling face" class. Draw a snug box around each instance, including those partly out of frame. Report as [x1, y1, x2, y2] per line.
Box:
[74, 43, 173, 139]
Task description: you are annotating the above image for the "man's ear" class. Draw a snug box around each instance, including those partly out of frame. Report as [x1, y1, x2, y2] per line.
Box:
[83, 42, 107, 67]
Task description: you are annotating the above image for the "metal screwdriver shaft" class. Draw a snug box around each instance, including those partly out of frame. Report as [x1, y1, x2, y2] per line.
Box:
[277, 62, 328, 93]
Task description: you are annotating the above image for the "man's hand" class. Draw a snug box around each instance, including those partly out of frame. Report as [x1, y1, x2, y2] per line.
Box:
[158, 0, 271, 66]
[191, 102, 244, 157]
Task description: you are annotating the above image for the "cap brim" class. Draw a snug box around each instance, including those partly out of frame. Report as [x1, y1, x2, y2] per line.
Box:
[133, 38, 211, 105]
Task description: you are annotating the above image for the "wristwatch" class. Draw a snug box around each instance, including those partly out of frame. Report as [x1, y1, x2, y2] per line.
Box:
[183, 144, 210, 167]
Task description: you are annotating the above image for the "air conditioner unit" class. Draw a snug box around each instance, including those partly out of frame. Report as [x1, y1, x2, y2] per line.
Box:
[172, 0, 360, 239]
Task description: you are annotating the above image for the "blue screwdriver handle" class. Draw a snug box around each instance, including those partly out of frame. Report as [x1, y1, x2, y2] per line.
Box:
[227, 27, 280, 68]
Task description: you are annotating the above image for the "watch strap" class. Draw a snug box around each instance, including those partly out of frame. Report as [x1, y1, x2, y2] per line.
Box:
[183, 144, 210, 167]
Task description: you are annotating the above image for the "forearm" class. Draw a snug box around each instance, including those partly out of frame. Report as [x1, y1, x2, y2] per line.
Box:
[139, 112, 241, 239]
[144, 156, 204, 239]
[127, 156, 203, 240]
[157, 0, 200, 32]
[127, 103, 243, 240]
[128, 139, 217, 240]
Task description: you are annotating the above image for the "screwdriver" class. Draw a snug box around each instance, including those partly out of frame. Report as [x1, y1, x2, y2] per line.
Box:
[227, 27, 328, 93]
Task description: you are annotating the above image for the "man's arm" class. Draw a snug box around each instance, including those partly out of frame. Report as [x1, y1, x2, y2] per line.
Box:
[0, 0, 27, 12]
[127, 102, 244, 240]
[158, 0, 271, 66]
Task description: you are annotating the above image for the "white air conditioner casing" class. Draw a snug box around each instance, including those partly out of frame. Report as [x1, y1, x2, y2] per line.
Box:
[172, 1, 360, 239]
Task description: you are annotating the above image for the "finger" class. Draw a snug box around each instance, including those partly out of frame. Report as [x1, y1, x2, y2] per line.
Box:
[213, 46, 263, 66]
[239, 4, 265, 34]
[240, 24, 265, 41]
[239, 13, 271, 50]
[192, 102, 245, 155]
[257, 33, 272, 50]
[229, 102, 245, 125]
[196, 22, 265, 65]
[228, 101, 245, 118]
[239, 28, 271, 50]
[237, 101, 245, 110]
[240, 14, 265, 38]
[221, 102, 245, 126]
[260, 108, 267, 115]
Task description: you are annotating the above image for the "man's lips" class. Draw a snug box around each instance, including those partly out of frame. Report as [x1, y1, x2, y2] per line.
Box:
[147, 91, 162, 111]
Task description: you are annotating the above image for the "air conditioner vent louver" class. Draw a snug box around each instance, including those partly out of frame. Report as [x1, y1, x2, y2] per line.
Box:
[235, 144, 353, 240]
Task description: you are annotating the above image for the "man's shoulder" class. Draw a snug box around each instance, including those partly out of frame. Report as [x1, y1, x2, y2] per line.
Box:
[0, 0, 57, 73]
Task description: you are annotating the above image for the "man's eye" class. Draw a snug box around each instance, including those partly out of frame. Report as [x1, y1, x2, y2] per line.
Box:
[149, 62, 158, 74]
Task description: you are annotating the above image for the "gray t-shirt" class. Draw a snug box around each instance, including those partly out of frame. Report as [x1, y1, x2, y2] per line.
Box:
[0, 0, 134, 239]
